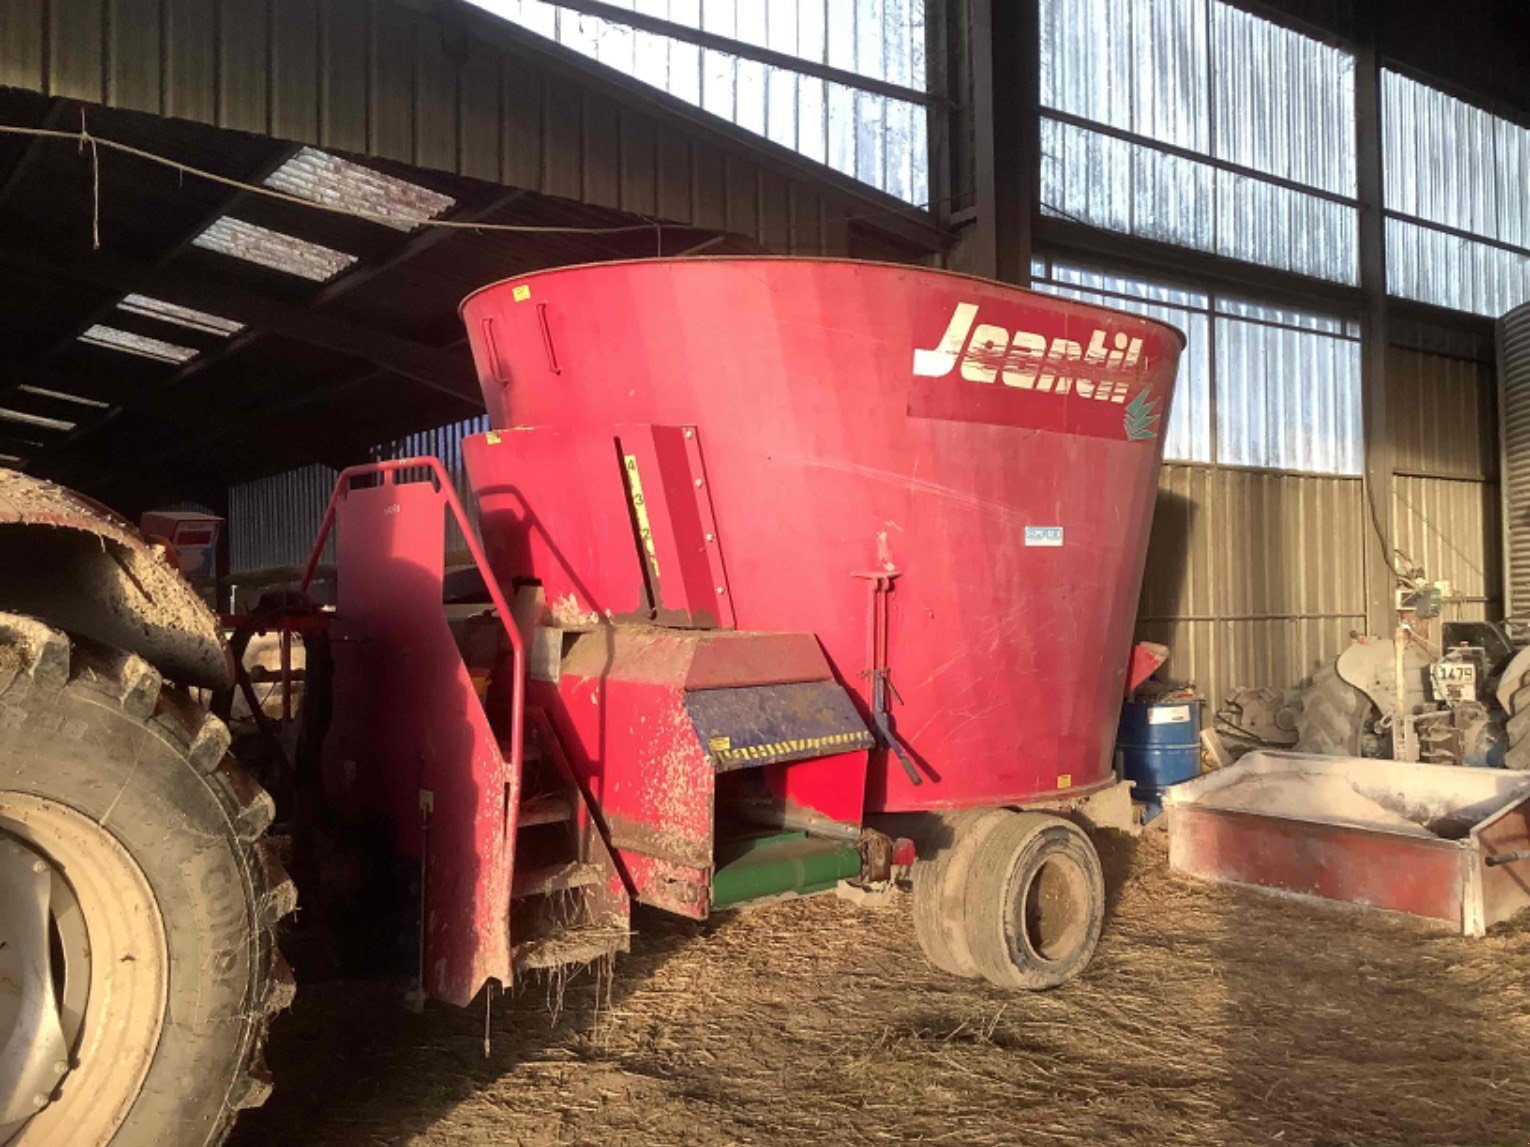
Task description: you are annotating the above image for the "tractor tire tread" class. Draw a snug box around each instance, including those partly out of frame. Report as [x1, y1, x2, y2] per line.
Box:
[0, 610, 293, 1146]
[1293, 659, 1370, 756]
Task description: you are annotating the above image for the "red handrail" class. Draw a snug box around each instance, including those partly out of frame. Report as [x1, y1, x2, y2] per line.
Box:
[300, 457, 526, 801]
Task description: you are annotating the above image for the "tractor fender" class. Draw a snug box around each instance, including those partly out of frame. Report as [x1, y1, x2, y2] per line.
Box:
[0, 469, 232, 689]
[1336, 634, 1433, 719]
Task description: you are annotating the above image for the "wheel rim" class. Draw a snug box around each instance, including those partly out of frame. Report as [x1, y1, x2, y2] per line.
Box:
[1014, 847, 1090, 965]
[0, 793, 167, 1147]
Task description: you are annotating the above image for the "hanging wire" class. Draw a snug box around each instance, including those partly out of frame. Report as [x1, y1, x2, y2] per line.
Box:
[0, 112, 957, 243]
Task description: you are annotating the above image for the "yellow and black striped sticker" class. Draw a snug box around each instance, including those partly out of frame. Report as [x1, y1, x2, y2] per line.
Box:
[713, 730, 872, 767]
[622, 453, 660, 578]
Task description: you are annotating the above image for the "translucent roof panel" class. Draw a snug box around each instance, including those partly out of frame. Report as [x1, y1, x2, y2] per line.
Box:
[78, 324, 199, 364]
[192, 218, 358, 282]
[0, 407, 76, 433]
[16, 385, 110, 409]
[264, 147, 456, 231]
[118, 294, 245, 336]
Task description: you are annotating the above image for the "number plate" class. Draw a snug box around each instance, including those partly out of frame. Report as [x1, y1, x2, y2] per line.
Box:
[1430, 659, 1477, 704]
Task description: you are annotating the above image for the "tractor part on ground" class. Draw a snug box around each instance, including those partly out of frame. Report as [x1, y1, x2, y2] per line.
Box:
[1285, 618, 1528, 768]
[1165, 750, 1530, 935]
[1215, 687, 1301, 753]
[1496, 644, 1530, 770]
[0, 613, 292, 1146]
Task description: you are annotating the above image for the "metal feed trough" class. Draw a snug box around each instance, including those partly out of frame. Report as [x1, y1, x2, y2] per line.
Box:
[1164, 751, 1530, 934]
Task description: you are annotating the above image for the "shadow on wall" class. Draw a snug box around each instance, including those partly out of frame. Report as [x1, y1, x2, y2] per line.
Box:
[1134, 488, 1198, 683]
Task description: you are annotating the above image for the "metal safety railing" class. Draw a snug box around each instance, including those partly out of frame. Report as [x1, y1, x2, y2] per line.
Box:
[300, 456, 527, 791]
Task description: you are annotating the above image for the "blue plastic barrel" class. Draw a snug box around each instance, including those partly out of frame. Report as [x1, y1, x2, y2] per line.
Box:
[1115, 698, 1201, 820]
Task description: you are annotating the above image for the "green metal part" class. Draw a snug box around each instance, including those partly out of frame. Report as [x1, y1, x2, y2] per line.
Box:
[710, 831, 863, 911]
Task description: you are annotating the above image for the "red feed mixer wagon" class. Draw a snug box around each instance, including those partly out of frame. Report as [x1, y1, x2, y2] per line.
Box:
[302, 257, 1183, 1002]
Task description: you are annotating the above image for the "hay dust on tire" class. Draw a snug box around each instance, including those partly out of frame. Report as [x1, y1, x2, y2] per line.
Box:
[232, 832, 1530, 1145]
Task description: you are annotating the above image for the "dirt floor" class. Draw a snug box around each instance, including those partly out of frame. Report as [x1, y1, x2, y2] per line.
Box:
[232, 831, 1530, 1146]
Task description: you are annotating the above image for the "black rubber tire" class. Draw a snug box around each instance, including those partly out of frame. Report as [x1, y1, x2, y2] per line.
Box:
[0, 613, 294, 1146]
[963, 812, 1105, 991]
[1293, 659, 1371, 756]
[910, 808, 1009, 979]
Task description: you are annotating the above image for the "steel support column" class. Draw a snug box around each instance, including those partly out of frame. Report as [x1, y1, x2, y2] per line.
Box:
[1356, 26, 1395, 636]
[956, 0, 1038, 285]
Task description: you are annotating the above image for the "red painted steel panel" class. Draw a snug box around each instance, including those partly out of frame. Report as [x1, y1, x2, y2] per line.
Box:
[761, 750, 868, 830]
[684, 633, 831, 690]
[468, 427, 651, 626]
[550, 630, 716, 872]
[1170, 806, 1466, 925]
[460, 258, 1184, 813]
[322, 479, 513, 1005]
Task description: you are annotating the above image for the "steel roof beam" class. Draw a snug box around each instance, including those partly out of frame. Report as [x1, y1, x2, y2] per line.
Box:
[0, 247, 476, 402]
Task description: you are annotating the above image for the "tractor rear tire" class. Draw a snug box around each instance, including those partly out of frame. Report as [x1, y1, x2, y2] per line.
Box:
[1293, 659, 1371, 756]
[910, 808, 1009, 979]
[963, 812, 1104, 991]
[0, 615, 294, 1146]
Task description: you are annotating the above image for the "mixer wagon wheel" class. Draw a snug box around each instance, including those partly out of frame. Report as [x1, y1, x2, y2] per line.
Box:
[910, 808, 1011, 978]
[0, 617, 294, 1146]
[962, 812, 1105, 991]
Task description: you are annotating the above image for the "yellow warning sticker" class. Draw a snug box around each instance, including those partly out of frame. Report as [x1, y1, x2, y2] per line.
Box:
[708, 735, 732, 752]
[622, 454, 660, 577]
[485, 430, 502, 445]
[712, 730, 872, 766]
[1057, 773, 1072, 789]
[511, 284, 532, 302]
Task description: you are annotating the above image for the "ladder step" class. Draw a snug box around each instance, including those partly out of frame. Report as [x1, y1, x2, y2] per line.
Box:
[513, 861, 602, 899]
[518, 792, 573, 828]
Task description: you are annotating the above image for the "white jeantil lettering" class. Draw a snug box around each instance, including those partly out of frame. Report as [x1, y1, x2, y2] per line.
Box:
[912, 302, 978, 377]
[912, 302, 1143, 404]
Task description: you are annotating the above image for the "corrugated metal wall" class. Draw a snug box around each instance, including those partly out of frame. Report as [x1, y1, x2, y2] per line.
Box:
[228, 414, 492, 576]
[1139, 342, 1500, 704]
[229, 462, 338, 575]
[1381, 70, 1530, 318]
[369, 413, 492, 555]
[475, 0, 931, 204]
[1136, 463, 1366, 708]
[0, 0, 886, 255]
[1388, 345, 1501, 621]
[1503, 303, 1530, 616]
[1038, 0, 1359, 285]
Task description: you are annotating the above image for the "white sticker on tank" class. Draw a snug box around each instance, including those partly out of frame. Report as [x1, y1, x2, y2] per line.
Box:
[1025, 526, 1063, 547]
[1147, 705, 1192, 725]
